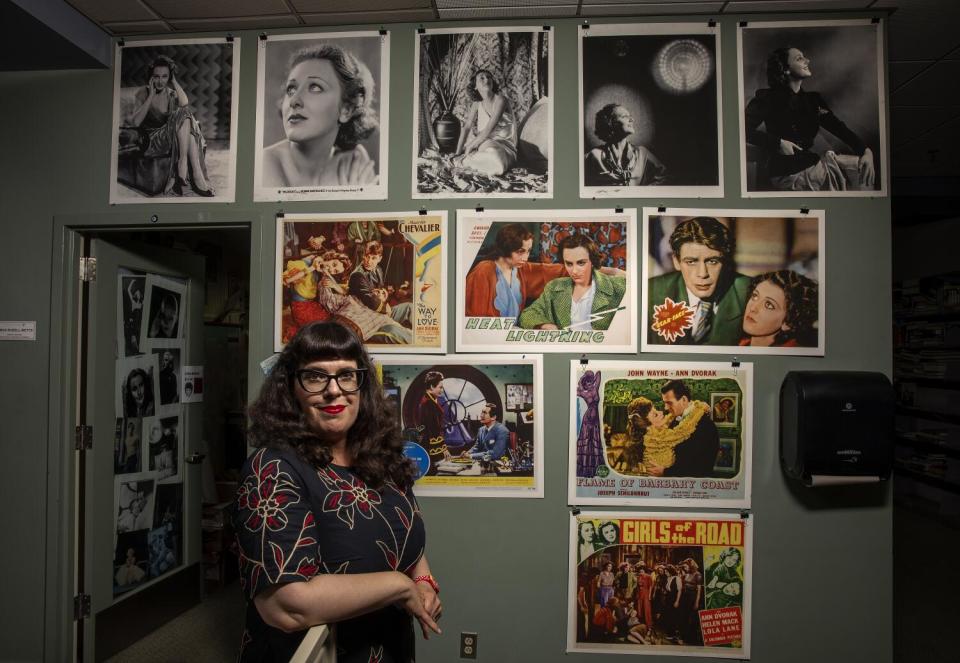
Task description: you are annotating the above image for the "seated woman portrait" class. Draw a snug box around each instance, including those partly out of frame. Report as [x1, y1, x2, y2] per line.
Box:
[126, 55, 214, 197]
[453, 69, 517, 176]
[739, 269, 819, 347]
[262, 44, 379, 188]
[584, 103, 666, 187]
[744, 47, 875, 191]
[621, 395, 711, 476]
[517, 234, 626, 331]
[233, 321, 441, 662]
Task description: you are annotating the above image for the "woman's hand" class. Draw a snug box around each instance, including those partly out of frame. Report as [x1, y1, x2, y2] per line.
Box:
[329, 149, 377, 185]
[398, 576, 441, 640]
[415, 580, 442, 623]
[537, 323, 559, 330]
[858, 147, 875, 188]
[778, 138, 802, 156]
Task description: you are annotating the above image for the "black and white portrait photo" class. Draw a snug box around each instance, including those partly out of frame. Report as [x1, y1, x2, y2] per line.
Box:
[254, 31, 388, 201]
[114, 475, 156, 534]
[580, 23, 723, 198]
[141, 274, 186, 342]
[737, 19, 887, 197]
[151, 341, 182, 411]
[114, 417, 143, 475]
[109, 37, 240, 203]
[118, 273, 146, 356]
[146, 414, 180, 482]
[116, 353, 161, 419]
[413, 26, 553, 198]
[113, 530, 149, 596]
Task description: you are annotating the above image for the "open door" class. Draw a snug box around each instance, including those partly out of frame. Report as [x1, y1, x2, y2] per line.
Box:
[78, 236, 205, 661]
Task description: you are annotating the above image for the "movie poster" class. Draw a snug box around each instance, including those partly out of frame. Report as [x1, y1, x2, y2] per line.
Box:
[413, 26, 553, 198]
[275, 212, 447, 353]
[568, 511, 752, 658]
[737, 19, 887, 197]
[254, 31, 389, 201]
[579, 23, 723, 199]
[375, 354, 543, 497]
[109, 37, 240, 203]
[569, 361, 752, 508]
[641, 208, 824, 355]
[456, 208, 637, 353]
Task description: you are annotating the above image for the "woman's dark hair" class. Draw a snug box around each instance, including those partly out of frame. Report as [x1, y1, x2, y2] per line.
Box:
[626, 396, 654, 442]
[747, 269, 819, 345]
[248, 321, 416, 490]
[285, 44, 379, 151]
[593, 103, 629, 143]
[467, 68, 501, 101]
[124, 368, 153, 415]
[493, 223, 534, 259]
[766, 47, 797, 89]
[599, 521, 620, 544]
[145, 55, 177, 81]
[559, 233, 602, 270]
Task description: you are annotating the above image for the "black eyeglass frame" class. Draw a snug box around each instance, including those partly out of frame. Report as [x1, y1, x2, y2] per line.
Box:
[295, 367, 368, 394]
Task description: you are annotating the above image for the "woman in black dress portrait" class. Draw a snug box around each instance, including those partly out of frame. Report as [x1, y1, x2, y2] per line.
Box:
[744, 46, 875, 191]
[234, 321, 441, 662]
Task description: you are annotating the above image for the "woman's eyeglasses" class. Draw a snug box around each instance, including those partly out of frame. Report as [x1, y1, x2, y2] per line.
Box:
[296, 368, 367, 394]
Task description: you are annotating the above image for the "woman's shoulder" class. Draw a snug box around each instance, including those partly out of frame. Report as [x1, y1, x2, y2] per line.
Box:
[332, 143, 371, 161]
[261, 140, 290, 186]
[239, 446, 310, 484]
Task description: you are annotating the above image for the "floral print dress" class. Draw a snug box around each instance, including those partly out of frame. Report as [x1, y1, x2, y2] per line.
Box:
[234, 448, 425, 663]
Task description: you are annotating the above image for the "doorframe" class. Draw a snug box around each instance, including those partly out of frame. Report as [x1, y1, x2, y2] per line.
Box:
[44, 210, 269, 662]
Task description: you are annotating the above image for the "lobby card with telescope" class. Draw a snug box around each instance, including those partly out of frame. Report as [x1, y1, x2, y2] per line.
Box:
[456, 208, 637, 353]
[374, 354, 543, 498]
[579, 23, 723, 199]
[569, 361, 753, 509]
[254, 31, 389, 201]
[641, 207, 825, 356]
[275, 212, 447, 353]
[568, 510, 753, 658]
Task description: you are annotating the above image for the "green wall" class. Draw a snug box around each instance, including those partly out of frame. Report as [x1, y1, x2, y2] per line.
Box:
[0, 14, 891, 663]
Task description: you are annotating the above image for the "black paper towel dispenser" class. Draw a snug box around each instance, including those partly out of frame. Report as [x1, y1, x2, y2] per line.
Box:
[780, 371, 894, 487]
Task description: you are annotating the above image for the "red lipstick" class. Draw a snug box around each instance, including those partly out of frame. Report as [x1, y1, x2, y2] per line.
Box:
[320, 405, 345, 414]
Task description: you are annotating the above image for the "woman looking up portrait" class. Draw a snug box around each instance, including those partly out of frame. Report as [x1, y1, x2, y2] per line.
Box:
[584, 103, 666, 187]
[263, 45, 379, 188]
[739, 269, 818, 347]
[744, 47, 874, 191]
[234, 321, 440, 663]
[454, 69, 517, 176]
[130, 55, 214, 197]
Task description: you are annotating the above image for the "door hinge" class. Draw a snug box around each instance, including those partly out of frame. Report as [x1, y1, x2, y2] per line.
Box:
[75, 425, 93, 450]
[79, 256, 97, 282]
[74, 593, 91, 621]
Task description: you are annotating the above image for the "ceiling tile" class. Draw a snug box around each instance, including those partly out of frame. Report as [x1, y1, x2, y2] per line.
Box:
[65, 0, 157, 22]
[167, 15, 302, 32]
[292, 0, 431, 10]
[887, 0, 960, 61]
[890, 107, 960, 149]
[300, 9, 436, 25]
[436, 0, 569, 6]
[102, 20, 172, 35]
[438, 6, 578, 18]
[724, 0, 871, 11]
[891, 60, 960, 108]
[143, 0, 289, 20]
[582, 0, 722, 4]
[891, 118, 960, 177]
[583, 2, 723, 14]
[889, 61, 934, 92]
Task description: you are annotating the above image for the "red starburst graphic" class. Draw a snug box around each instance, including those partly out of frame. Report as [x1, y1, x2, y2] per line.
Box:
[651, 297, 696, 343]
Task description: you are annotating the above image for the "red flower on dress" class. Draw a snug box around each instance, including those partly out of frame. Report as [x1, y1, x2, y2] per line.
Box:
[237, 449, 301, 532]
[318, 467, 383, 528]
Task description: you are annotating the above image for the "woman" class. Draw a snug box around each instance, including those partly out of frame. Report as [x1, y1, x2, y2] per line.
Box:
[706, 548, 743, 610]
[578, 520, 599, 563]
[623, 396, 710, 476]
[123, 368, 155, 417]
[129, 55, 214, 197]
[234, 321, 440, 662]
[599, 521, 620, 547]
[584, 104, 666, 187]
[518, 234, 627, 331]
[744, 47, 875, 191]
[454, 69, 517, 176]
[115, 547, 147, 587]
[115, 418, 141, 474]
[263, 45, 379, 188]
[739, 269, 819, 347]
[597, 561, 616, 608]
[678, 559, 704, 646]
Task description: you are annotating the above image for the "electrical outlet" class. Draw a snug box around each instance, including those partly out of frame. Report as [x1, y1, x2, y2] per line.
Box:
[460, 631, 478, 659]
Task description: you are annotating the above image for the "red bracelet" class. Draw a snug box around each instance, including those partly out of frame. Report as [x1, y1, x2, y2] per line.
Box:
[414, 574, 440, 595]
